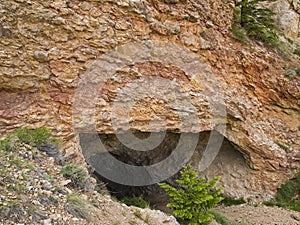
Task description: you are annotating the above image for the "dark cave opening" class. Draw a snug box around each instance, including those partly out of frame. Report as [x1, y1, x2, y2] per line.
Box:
[79, 131, 250, 212]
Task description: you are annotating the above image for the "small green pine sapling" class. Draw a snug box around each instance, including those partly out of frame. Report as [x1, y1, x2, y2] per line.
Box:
[159, 165, 223, 225]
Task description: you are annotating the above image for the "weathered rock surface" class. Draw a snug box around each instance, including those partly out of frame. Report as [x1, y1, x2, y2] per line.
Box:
[267, 0, 300, 44]
[0, 138, 179, 225]
[0, 0, 299, 200]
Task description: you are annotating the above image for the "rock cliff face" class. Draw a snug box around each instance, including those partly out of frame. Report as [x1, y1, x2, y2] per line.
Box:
[267, 0, 300, 44]
[0, 0, 299, 200]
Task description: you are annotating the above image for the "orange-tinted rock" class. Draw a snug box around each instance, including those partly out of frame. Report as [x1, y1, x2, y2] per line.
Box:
[0, 0, 299, 200]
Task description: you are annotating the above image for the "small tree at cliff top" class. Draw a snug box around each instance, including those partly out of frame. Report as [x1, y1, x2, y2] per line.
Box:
[234, 0, 279, 46]
[158, 165, 223, 225]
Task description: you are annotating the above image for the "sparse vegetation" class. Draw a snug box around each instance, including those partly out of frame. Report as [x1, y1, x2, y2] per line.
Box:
[1, 127, 185, 224]
[296, 66, 300, 75]
[144, 213, 150, 224]
[294, 47, 300, 56]
[233, 0, 280, 47]
[0, 128, 297, 224]
[0, 137, 13, 152]
[210, 211, 229, 225]
[0, 128, 62, 223]
[66, 193, 92, 221]
[133, 210, 142, 219]
[129, 219, 137, 225]
[221, 196, 246, 206]
[232, 6, 249, 44]
[287, 38, 294, 44]
[121, 196, 150, 209]
[159, 165, 224, 225]
[232, 24, 249, 44]
[43, 173, 54, 184]
[15, 127, 53, 146]
[284, 69, 297, 78]
[274, 140, 289, 151]
[264, 171, 300, 212]
[61, 164, 88, 189]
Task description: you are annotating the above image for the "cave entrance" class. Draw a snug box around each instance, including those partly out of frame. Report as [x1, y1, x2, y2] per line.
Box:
[79, 131, 250, 211]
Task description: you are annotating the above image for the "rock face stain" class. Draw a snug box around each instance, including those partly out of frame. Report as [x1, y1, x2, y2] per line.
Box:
[0, 0, 299, 200]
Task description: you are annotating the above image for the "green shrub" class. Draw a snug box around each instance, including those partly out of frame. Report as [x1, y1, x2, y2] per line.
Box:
[121, 196, 150, 209]
[284, 69, 297, 78]
[15, 127, 52, 146]
[276, 172, 300, 203]
[264, 171, 300, 212]
[61, 164, 88, 188]
[221, 196, 246, 206]
[158, 165, 223, 225]
[294, 47, 300, 56]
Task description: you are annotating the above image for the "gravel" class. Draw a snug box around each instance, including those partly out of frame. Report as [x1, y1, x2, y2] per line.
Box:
[215, 204, 300, 225]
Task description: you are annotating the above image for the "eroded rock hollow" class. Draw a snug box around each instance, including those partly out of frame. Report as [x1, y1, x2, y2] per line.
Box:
[79, 130, 280, 203]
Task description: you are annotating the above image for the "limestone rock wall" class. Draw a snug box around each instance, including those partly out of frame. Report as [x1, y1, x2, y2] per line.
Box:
[267, 0, 300, 44]
[0, 0, 299, 200]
